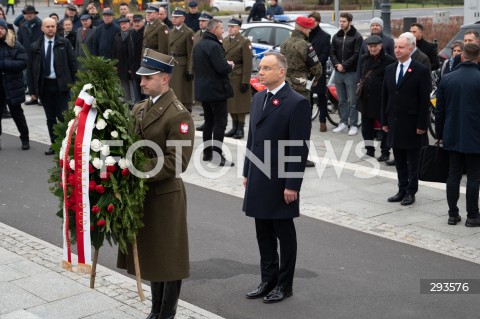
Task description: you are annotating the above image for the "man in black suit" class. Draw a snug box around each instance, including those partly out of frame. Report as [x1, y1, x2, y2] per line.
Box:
[29, 17, 77, 155]
[381, 35, 431, 206]
[410, 23, 439, 70]
[243, 52, 311, 303]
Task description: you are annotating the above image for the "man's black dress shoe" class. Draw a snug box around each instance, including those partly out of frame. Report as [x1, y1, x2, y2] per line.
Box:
[219, 155, 234, 167]
[202, 153, 212, 161]
[263, 285, 292, 304]
[387, 192, 405, 202]
[45, 147, 55, 155]
[196, 123, 204, 131]
[3, 109, 11, 118]
[145, 313, 159, 319]
[385, 159, 395, 166]
[400, 194, 415, 206]
[21, 141, 30, 150]
[448, 215, 461, 225]
[305, 159, 315, 167]
[377, 154, 389, 162]
[465, 216, 480, 227]
[246, 281, 276, 299]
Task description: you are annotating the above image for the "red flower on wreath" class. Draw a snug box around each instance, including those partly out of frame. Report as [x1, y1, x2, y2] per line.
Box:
[106, 165, 117, 173]
[89, 180, 97, 191]
[121, 168, 130, 177]
[107, 204, 115, 213]
[97, 219, 106, 227]
[92, 205, 100, 214]
[89, 163, 94, 173]
[95, 185, 105, 194]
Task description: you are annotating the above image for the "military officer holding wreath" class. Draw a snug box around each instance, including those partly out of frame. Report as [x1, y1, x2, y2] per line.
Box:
[142, 4, 169, 54]
[117, 49, 195, 319]
[169, 8, 195, 112]
[223, 17, 253, 139]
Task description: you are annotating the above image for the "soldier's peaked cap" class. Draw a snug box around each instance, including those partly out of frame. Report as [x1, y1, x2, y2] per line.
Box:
[137, 49, 175, 75]
[228, 17, 242, 26]
[199, 11, 213, 21]
[146, 4, 160, 13]
[172, 7, 187, 17]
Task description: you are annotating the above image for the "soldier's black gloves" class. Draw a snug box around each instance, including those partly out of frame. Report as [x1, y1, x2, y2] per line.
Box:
[240, 83, 249, 93]
[185, 73, 194, 81]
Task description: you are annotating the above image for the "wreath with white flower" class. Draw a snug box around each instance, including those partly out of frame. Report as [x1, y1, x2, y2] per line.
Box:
[49, 53, 147, 299]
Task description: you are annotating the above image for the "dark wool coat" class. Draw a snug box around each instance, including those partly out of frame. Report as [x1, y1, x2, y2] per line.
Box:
[381, 59, 431, 149]
[117, 88, 195, 281]
[29, 36, 77, 95]
[193, 31, 233, 102]
[92, 22, 120, 59]
[435, 62, 480, 154]
[243, 83, 311, 219]
[357, 49, 396, 118]
[0, 31, 28, 106]
[74, 26, 96, 58]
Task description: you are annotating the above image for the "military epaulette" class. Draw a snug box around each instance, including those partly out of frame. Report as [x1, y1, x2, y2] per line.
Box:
[173, 99, 185, 112]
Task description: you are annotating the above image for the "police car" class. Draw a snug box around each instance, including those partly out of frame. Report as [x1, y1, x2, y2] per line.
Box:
[241, 14, 339, 71]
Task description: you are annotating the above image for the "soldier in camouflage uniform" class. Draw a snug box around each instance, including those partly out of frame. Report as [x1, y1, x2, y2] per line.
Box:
[280, 16, 321, 167]
[280, 16, 322, 100]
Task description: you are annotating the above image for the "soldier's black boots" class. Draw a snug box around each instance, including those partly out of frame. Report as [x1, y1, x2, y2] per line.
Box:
[225, 119, 238, 137]
[147, 280, 182, 319]
[233, 121, 244, 139]
[146, 282, 163, 319]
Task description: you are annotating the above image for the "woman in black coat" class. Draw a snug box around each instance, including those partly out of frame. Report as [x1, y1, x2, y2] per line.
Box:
[357, 36, 395, 158]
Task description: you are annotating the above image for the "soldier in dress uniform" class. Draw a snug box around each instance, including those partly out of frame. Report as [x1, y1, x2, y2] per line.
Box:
[168, 8, 195, 112]
[223, 17, 253, 139]
[117, 49, 195, 319]
[142, 4, 169, 54]
[280, 16, 321, 167]
[191, 10, 213, 131]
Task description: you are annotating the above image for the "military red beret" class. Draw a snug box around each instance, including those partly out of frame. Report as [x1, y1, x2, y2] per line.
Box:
[296, 16, 316, 29]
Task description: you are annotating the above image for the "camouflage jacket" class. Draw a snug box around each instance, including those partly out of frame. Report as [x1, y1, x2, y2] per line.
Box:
[280, 29, 322, 92]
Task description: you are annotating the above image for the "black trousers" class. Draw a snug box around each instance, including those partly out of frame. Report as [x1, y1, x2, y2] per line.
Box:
[311, 71, 327, 123]
[40, 78, 70, 144]
[0, 82, 29, 142]
[446, 151, 480, 219]
[202, 100, 228, 155]
[393, 148, 420, 195]
[150, 280, 182, 319]
[255, 218, 297, 289]
[361, 115, 389, 155]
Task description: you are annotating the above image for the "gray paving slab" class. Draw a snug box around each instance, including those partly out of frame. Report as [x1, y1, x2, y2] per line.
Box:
[373, 209, 439, 227]
[0, 247, 24, 265]
[0, 264, 29, 282]
[27, 291, 121, 319]
[0, 310, 43, 319]
[13, 271, 91, 302]
[0, 282, 46, 315]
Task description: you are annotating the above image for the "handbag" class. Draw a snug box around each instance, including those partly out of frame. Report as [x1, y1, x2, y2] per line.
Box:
[418, 143, 450, 183]
[355, 69, 374, 97]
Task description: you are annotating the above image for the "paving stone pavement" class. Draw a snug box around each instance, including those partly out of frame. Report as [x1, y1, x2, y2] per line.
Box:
[1, 93, 479, 317]
[0, 222, 224, 319]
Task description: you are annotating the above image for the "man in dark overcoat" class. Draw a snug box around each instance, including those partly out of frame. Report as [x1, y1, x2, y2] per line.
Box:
[193, 19, 234, 166]
[223, 17, 253, 139]
[381, 36, 431, 206]
[29, 17, 77, 155]
[74, 14, 96, 58]
[117, 49, 195, 319]
[128, 14, 146, 104]
[435, 43, 480, 227]
[243, 52, 311, 304]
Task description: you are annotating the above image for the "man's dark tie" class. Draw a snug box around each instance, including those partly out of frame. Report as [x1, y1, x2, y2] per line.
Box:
[45, 40, 52, 76]
[397, 63, 404, 85]
[263, 92, 273, 110]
